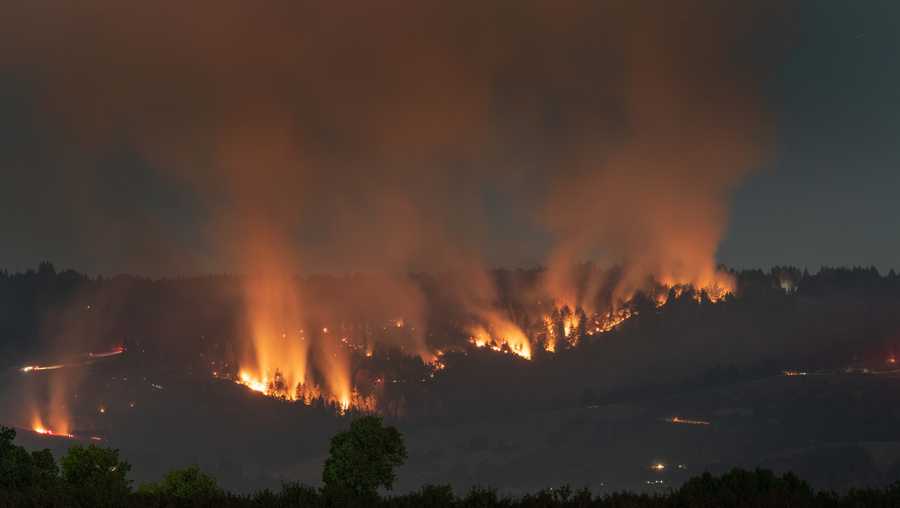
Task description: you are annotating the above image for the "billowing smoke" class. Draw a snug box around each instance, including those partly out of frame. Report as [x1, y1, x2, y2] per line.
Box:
[0, 2, 776, 399]
[540, 4, 772, 312]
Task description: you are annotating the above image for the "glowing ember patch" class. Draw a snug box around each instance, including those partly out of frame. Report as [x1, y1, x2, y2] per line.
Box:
[654, 293, 669, 308]
[782, 370, 807, 377]
[667, 416, 711, 426]
[430, 358, 446, 371]
[338, 396, 351, 414]
[234, 369, 376, 413]
[89, 345, 125, 358]
[593, 307, 635, 334]
[651, 463, 666, 471]
[563, 313, 580, 339]
[31, 421, 74, 439]
[468, 323, 532, 360]
[652, 277, 735, 307]
[20, 364, 65, 373]
[238, 371, 271, 395]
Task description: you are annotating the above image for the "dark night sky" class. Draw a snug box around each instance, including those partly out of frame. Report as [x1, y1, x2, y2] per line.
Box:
[720, 1, 900, 271]
[0, 1, 898, 276]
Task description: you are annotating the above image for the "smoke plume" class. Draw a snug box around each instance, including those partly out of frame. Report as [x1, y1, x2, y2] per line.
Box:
[0, 1, 776, 394]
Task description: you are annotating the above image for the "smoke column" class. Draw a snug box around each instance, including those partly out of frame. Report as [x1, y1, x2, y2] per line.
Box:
[541, 3, 772, 310]
[0, 2, 777, 391]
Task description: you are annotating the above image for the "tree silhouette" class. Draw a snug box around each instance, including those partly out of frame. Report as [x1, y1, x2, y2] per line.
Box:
[138, 465, 221, 499]
[322, 415, 407, 499]
[0, 426, 59, 501]
[61, 444, 131, 507]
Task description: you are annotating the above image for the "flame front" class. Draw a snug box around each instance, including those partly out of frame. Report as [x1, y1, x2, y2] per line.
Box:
[468, 276, 735, 359]
[21, 364, 65, 373]
[235, 273, 375, 412]
[242, 272, 309, 402]
[468, 313, 532, 360]
[31, 413, 73, 439]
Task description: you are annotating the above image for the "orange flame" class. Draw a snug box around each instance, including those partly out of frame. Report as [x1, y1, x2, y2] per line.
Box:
[88, 345, 126, 358]
[543, 323, 557, 352]
[20, 364, 65, 373]
[239, 269, 311, 404]
[31, 414, 73, 439]
[468, 318, 532, 360]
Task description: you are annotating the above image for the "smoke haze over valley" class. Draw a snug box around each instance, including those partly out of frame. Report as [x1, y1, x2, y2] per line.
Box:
[1, 0, 900, 499]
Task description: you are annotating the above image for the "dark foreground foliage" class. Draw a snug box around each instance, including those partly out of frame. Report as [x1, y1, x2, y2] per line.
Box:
[5, 425, 900, 508]
[6, 475, 900, 508]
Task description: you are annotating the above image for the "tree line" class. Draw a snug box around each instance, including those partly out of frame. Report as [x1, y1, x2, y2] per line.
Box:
[3, 417, 900, 508]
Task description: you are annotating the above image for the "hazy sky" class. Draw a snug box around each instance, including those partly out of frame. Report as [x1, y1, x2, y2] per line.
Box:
[0, 1, 897, 276]
[720, 1, 900, 271]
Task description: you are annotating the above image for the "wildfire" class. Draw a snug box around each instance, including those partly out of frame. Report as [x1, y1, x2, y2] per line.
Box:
[666, 416, 711, 426]
[540, 303, 633, 351]
[590, 307, 635, 335]
[20, 364, 65, 373]
[702, 284, 732, 303]
[653, 274, 735, 307]
[89, 345, 126, 358]
[31, 416, 73, 439]
[21, 345, 125, 374]
[470, 279, 735, 360]
[563, 313, 580, 340]
[234, 368, 376, 413]
[430, 350, 447, 371]
[468, 324, 532, 360]
[542, 316, 556, 352]
[238, 370, 270, 395]
[542, 306, 585, 350]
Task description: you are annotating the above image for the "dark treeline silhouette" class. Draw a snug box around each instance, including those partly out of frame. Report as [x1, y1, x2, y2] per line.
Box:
[4, 423, 900, 508]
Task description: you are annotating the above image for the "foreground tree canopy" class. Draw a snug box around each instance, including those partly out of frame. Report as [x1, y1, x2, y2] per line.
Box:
[0, 417, 900, 508]
[3, 419, 900, 506]
[322, 415, 408, 498]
